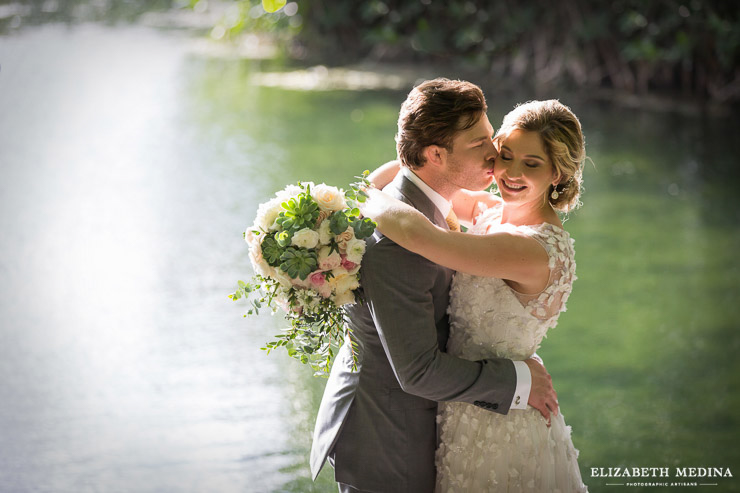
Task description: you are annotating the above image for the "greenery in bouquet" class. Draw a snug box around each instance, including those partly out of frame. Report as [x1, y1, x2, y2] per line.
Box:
[230, 172, 376, 376]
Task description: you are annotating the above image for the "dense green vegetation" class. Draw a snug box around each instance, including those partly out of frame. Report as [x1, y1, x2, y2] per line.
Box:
[215, 0, 740, 104]
[4, 0, 736, 102]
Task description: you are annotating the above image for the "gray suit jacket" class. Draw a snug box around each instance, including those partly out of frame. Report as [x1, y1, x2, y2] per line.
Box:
[310, 174, 517, 492]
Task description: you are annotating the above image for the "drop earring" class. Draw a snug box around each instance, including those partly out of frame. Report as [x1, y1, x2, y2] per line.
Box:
[550, 187, 559, 200]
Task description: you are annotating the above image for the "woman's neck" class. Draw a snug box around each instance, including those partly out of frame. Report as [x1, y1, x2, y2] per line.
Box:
[500, 200, 561, 228]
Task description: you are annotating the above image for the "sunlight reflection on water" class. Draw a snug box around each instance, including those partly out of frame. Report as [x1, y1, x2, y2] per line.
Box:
[0, 24, 296, 492]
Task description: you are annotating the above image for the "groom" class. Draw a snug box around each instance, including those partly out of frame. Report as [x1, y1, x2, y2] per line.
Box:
[310, 78, 558, 492]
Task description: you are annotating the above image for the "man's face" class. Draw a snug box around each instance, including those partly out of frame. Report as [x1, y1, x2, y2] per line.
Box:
[442, 113, 497, 192]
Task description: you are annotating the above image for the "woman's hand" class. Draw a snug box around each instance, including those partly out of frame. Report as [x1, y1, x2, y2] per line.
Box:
[367, 160, 401, 189]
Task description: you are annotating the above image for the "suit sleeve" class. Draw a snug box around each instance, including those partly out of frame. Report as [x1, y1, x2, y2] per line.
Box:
[361, 235, 517, 414]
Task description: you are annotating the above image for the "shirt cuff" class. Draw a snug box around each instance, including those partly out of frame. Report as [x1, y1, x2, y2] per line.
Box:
[510, 360, 532, 410]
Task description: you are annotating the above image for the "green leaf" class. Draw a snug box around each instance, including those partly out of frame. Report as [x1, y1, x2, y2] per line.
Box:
[262, 0, 286, 13]
[329, 211, 350, 235]
[351, 217, 377, 239]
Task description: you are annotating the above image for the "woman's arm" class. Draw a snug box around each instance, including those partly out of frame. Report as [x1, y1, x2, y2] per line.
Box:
[362, 188, 550, 293]
[451, 189, 502, 225]
[367, 160, 401, 189]
[368, 160, 502, 226]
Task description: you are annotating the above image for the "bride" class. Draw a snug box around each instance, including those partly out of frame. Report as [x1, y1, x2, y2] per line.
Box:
[363, 100, 589, 492]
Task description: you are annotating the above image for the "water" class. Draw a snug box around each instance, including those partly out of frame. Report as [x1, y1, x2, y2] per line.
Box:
[1, 17, 739, 493]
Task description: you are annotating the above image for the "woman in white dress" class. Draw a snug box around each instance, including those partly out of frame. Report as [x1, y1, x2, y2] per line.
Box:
[364, 100, 589, 492]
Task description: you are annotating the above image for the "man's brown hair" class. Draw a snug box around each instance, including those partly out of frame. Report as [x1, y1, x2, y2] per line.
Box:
[395, 78, 487, 170]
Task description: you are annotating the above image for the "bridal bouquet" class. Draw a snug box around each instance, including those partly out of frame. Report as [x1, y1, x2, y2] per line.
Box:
[230, 173, 376, 375]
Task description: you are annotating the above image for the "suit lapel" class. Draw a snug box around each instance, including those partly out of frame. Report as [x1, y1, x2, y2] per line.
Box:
[386, 173, 449, 230]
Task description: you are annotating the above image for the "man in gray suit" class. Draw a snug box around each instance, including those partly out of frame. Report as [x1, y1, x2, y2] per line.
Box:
[310, 78, 558, 492]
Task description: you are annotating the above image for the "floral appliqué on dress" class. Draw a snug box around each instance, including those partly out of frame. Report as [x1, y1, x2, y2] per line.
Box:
[435, 203, 587, 492]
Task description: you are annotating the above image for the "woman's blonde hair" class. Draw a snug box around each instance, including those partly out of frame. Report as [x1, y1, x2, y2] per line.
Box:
[496, 100, 586, 212]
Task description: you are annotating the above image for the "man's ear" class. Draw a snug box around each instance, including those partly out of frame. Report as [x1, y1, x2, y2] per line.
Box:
[422, 145, 447, 167]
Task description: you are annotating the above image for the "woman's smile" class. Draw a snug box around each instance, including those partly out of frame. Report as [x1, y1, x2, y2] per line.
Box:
[500, 179, 527, 192]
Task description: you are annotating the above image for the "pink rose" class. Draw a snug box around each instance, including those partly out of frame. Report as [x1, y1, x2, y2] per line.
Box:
[309, 271, 327, 287]
[309, 270, 332, 298]
[340, 255, 357, 271]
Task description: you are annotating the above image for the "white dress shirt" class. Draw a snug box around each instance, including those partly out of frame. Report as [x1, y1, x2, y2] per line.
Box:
[401, 167, 532, 410]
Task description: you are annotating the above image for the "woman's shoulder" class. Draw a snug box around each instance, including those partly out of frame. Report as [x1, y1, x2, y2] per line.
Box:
[526, 223, 575, 271]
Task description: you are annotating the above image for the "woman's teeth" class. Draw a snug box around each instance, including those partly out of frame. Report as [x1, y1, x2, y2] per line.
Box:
[504, 181, 525, 190]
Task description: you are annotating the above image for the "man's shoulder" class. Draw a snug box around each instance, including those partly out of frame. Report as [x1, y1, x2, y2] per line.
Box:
[360, 230, 441, 291]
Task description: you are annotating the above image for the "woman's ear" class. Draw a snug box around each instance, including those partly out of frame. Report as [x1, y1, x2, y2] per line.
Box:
[422, 145, 447, 167]
[552, 169, 563, 187]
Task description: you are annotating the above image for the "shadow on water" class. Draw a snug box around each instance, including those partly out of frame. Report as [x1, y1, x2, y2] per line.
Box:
[1, 5, 739, 493]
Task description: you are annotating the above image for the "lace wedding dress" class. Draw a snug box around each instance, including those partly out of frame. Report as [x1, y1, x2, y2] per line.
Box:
[435, 204, 588, 492]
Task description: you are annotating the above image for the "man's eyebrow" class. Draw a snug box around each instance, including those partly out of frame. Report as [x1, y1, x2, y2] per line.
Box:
[469, 134, 493, 143]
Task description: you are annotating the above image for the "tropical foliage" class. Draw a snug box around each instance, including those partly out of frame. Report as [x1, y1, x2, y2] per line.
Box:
[212, 0, 740, 103]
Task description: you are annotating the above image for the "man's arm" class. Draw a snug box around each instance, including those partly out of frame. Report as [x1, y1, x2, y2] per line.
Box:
[362, 235, 517, 413]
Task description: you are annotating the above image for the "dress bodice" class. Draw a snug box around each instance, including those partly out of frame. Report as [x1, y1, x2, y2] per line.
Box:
[447, 204, 576, 361]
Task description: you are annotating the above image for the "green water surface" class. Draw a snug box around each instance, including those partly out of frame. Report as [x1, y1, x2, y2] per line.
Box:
[189, 59, 740, 492]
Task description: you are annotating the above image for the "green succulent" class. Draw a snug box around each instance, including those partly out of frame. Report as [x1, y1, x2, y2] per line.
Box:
[275, 230, 292, 248]
[276, 193, 320, 233]
[261, 234, 284, 266]
[279, 247, 318, 280]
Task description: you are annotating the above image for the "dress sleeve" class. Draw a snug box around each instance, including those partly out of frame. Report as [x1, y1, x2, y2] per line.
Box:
[514, 224, 577, 322]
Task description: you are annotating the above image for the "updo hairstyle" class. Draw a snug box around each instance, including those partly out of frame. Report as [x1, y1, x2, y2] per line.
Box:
[496, 100, 586, 212]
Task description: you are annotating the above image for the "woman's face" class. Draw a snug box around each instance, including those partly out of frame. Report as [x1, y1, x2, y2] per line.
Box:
[493, 129, 558, 207]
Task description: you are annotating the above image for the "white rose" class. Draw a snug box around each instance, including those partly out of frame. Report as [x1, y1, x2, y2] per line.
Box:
[312, 183, 346, 212]
[318, 220, 333, 245]
[330, 270, 360, 294]
[244, 228, 258, 247]
[318, 246, 342, 270]
[254, 198, 283, 232]
[290, 228, 320, 249]
[332, 289, 356, 307]
[344, 238, 366, 264]
[275, 184, 305, 202]
[248, 246, 270, 277]
[270, 266, 294, 288]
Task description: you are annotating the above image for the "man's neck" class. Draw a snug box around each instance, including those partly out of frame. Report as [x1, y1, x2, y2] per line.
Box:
[411, 166, 457, 201]
[402, 167, 453, 218]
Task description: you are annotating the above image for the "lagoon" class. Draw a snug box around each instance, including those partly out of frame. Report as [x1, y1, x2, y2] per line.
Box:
[0, 15, 738, 493]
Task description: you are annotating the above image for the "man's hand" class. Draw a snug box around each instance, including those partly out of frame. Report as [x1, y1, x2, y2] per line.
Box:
[524, 358, 558, 426]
